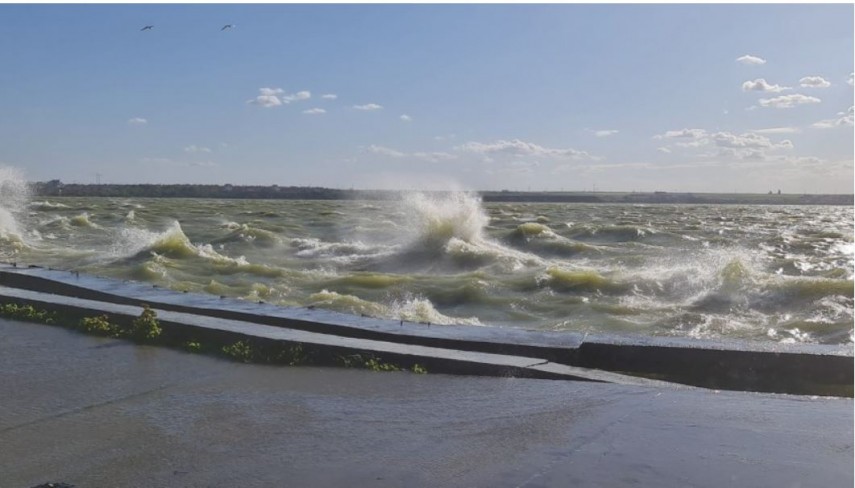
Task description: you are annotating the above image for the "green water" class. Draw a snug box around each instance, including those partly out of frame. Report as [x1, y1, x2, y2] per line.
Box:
[2, 192, 853, 344]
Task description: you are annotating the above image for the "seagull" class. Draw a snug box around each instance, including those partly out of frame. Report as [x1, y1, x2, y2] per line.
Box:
[221, 24, 234, 31]
[141, 25, 154, 31]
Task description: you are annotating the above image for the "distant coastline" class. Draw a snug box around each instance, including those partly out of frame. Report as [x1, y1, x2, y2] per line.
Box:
[30, 180, 854, 205]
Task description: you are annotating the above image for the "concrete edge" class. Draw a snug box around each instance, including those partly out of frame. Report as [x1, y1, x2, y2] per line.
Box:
[0, 265, 851, 396]
[0, 286, 679, 389]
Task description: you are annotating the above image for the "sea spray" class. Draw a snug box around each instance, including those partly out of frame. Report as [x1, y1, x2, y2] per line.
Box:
[402, 191, 489, 246]
[0, 166, 32, 257]
[388, 191, 543, 270]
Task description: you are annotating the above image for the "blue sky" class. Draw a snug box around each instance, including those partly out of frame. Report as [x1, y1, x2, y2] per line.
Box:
[0, 3, 852, 193]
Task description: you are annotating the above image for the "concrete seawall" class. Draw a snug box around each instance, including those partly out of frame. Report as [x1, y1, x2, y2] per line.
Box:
[0, 263, 851, 396]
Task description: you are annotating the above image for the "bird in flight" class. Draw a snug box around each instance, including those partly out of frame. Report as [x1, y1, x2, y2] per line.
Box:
[140, 25, 154, 31]
[221, 24, 234, 31]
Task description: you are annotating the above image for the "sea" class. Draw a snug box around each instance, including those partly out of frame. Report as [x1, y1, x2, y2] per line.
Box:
[1, 174, 852, 345]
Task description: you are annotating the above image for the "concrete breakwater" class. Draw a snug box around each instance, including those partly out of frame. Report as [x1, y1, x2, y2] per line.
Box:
[0, 263, 851, 396]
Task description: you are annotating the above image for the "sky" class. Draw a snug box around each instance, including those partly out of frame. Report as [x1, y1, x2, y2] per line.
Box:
[0, 3, 853, 193]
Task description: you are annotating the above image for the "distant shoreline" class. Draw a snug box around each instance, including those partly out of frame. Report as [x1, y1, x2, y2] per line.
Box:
[30, 181, 854, 205]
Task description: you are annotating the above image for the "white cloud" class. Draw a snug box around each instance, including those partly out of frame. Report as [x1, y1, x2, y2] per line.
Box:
[657, 147, 672, 154]
[653, 128, 708, 140]
[654, 129, 711, 149]
[750, 127, 801, 135]
[654, 129, 794, 162]
[283, 91, 311, 102]
[366, 145, 456, 163]
[456, 139, 593, 160]
[799, 76, 831, 88]
[758, 93, 821, 109]
[848, 73, 854, 87]
[811, 106, 854, 129]
[184, 145, 212, 153]
[736, 54, 766, 65]
[594, 129, 619, 137]
[259, 87, 284, 96]
[741, 78, 790, 93]
[321, 94, 338, 100]
[248, 88, 310, 107]
[127, 117, 147, 125]
[411, 151, 457, 162]
[354, 103, 383, 111]
[400, 114, 412, 122]
[367, 145, 406, 158]
[190, 161, 217, 167]
[711, 131, 792, 151]
[248, 94, 283, 108]
[676, 140, 710, 148]
[302, 108, 326, 115]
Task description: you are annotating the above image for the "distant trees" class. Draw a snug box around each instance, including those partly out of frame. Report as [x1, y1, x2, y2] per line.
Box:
[25, 181, 853, 205]
[30, 182, 355, 200]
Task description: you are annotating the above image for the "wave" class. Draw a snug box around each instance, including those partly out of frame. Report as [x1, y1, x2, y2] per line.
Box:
[110, 221, 243, 264]
[69, 212, 100, 228]
[212, 223, 283, 247]
[328, 272, 413, 289]
[307, 288, 480, 325]
[566, 223, 659, 242]
[507, 222, 600, 257]
[290, 237, 395, 267]
[403, 191, 488, 248]
[0, 167, 27, 228]
[0, 166, 32, 257]
[538, 266, 624, 293]
[308, 289, 388, 317]
[29, 200, 70, 211]
[388, 294, 481, 325]
[384, 192, 544, 271]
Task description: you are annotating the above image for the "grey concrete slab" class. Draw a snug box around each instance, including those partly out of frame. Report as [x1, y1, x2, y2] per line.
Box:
[0, 286, 669, 385]
[2, 319, 851, 488]
[0, 264, 852, 395]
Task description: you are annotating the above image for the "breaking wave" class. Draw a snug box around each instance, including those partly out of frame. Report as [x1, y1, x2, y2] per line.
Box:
[0, 166, 32, 258]
[307, 289, 481, 325]
[388, 192, 543, 271]
[111, 221, 244, 264]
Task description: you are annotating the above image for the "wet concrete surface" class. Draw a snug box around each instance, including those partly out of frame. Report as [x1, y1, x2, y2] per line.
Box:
[2, 319, 852, 488]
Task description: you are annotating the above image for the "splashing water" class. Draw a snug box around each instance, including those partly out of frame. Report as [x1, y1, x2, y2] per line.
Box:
[392, 191, 542, 270]
[402, 191, 489, 246]
[0, 166, 32, 257]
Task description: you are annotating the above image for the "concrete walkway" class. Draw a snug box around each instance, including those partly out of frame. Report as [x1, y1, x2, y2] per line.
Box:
[2, 319, 852, 488]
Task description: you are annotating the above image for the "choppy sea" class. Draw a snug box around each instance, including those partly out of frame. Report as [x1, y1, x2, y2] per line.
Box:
[2, 176, 852, 345]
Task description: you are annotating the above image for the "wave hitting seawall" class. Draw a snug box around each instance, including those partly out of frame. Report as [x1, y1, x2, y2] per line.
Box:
[1, 169, 853, 346]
